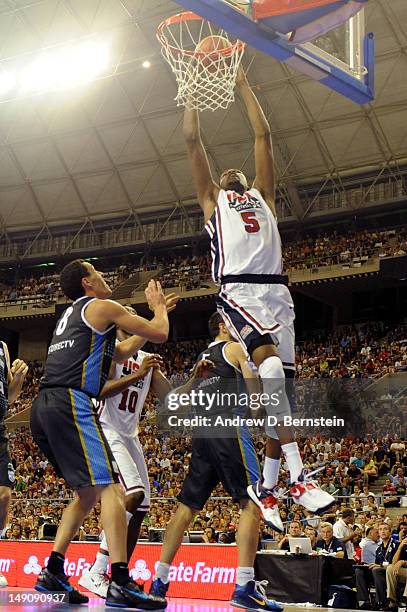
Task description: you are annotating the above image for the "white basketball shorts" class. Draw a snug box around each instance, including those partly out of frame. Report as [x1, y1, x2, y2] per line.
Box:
[102, 426, 150, 511]
[217, 281, 295, 371]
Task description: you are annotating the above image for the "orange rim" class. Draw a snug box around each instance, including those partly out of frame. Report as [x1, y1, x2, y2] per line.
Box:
[156, 11, 245, 58]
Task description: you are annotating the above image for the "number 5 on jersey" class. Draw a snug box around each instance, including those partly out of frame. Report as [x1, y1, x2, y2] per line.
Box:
[241, 211, 260, 233]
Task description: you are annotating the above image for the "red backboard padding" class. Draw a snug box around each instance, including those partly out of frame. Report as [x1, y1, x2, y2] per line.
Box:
[253, 0, 341, 20]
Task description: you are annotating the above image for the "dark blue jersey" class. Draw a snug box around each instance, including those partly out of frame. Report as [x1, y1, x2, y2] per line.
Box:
[194, 340, 243, 417]
[197, 340, 241, 381]
[0, 342, 9, 424]
[41, 296, 116, 397]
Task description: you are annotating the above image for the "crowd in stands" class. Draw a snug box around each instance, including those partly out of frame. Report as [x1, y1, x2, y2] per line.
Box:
[1, 226, 406, 306]
[4, 424, 407, 543]
[158, 255, 212, 291]
[149, 323, 407, 386]
[295, 323, 407, 379]
[0, 268, 123, 307]
[283, 227, 407, 272]
[8, 361, 44, 417]
[0, 274, 62, 305]
[4, 326, 407, 539]
[7, 321, 407, 420]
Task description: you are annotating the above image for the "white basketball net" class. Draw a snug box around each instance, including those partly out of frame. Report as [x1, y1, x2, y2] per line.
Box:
[157, 12, 245, 112]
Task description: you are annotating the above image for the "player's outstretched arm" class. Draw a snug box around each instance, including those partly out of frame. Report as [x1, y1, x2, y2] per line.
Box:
[183, 107, 219, 223]
[150, 368, 173, 403]
[86, 281, 169, 350]
[113, 292, 179, 362]
[111, 300, 169, 351]
[99, 355, 163, 399]
[236, 67, 276, 216]
[113, 335, 147, 362]
[173, 359, 215, 396]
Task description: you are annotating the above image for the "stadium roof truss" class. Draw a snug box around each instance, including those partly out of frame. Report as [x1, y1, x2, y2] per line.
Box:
[0, 0, 405, 261]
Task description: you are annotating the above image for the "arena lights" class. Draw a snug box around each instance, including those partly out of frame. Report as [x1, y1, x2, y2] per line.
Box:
[0, 71, 16, 95]
[21, 42, 109, 93]
[0, 41, 109, 97]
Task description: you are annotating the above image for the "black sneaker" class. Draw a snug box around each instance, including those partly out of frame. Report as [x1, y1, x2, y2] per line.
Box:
[35, 568, 89, 604]
[106, 579, 167, 609]
[149, 578, 169, 600]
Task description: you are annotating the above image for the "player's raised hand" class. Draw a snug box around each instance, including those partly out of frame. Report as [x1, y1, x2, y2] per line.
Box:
[11, 359, 28, 382]
[145, 280, 166, 312]
[191, 359, 215, 379]
[150, 353, 164, 370]
[165, 292, 180, 313]
[138, 355, 163, 377]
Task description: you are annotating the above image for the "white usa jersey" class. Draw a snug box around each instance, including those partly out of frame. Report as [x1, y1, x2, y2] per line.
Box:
[205, 188, 282, 284]
[98, 350, 153, 438]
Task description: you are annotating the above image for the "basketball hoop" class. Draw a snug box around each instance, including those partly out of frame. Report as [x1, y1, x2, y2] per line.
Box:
[157, 12, 245, 112]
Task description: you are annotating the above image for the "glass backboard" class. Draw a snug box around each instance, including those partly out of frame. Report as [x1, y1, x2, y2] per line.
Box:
[172, 0, 374, 104]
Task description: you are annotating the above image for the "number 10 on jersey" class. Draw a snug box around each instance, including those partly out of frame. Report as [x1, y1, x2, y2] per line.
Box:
[118, 389, 139, 413]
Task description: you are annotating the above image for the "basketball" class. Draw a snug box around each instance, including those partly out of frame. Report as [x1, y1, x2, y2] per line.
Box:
[195, 35, 232, 73]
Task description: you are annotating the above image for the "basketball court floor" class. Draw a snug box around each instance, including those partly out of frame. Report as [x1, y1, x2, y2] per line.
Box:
[0, 587, 366, 610]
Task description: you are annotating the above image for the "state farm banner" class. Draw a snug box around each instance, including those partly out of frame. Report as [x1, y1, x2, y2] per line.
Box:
[0, 542, 238, 600]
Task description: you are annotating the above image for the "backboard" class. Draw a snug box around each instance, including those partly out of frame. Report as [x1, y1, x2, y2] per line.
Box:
[171, 0, 375, 104]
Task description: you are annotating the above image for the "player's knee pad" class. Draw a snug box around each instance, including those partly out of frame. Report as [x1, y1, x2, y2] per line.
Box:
[258, 356, 291, 424]
[258, 355, 284, 380]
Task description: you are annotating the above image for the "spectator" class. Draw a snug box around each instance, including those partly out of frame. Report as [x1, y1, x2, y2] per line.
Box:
[351, 451, 365, 470]
[378, 454, 391, 476]
[350, 485, 362, 508]
[304, 525, 318, 549]
[315, 522, 346, 558]
[203, 527, 217, 543]
[390, 438, 406, 464]
[278, 521, 302, 551]
[360, 526, 380, 564]
[364, 456, 378, 481]
[333, 509, 356, 559]
[391, 468, 407, 489]
[363, 495, 379, 513]
[385, 536, 407, 610]
[355, 523, 397, 609]
[383, 479, 399, 508]
[360, 484, 376, 505]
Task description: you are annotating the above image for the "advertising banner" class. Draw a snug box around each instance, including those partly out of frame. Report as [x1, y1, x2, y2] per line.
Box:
[0, 542, 238, 600]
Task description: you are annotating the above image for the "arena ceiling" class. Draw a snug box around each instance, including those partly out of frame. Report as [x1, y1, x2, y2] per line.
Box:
[0, 0, 405, 233]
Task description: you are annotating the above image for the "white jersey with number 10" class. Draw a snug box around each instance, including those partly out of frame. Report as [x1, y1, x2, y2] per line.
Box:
[205, 188, 283, 284]
[98, 349, 153, 438]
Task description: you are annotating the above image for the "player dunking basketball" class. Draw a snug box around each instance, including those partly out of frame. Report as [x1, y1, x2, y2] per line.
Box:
[183, 66, 335, 527]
